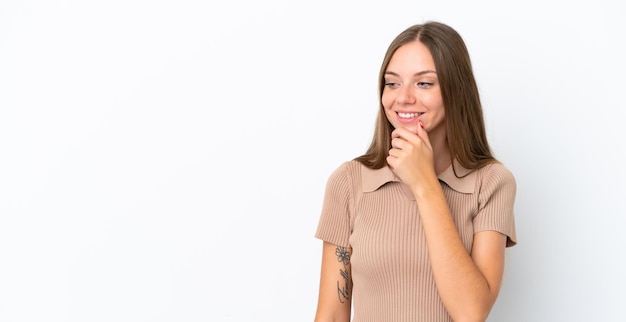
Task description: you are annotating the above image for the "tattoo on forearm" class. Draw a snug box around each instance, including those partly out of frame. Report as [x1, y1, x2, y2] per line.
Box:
[335, 246, 352, 303]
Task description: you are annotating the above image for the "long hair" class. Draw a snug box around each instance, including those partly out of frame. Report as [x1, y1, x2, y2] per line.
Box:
[355, 21, 497, 175]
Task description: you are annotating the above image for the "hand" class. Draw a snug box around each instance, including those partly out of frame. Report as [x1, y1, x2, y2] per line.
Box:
[386, 121, 436, 189]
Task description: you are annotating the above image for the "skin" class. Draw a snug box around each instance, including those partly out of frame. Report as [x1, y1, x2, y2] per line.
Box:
[314, 243, 352, 322]
[385, 40, 507, 322]
[382, 41, 449, 174]
[315, 40, 507, 322]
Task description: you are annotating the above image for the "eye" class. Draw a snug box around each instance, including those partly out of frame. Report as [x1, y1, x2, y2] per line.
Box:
[384, 81, 400, 89]
[416, 82, 433, 88]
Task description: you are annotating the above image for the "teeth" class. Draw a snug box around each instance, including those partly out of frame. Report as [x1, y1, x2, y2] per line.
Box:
[398, 112, 422, 118]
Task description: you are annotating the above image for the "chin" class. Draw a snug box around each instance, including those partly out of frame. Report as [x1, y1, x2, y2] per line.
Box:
[404, 125, 420, 134]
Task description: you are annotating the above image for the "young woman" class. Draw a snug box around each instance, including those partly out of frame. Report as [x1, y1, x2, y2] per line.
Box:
[314, 21, 517, 322]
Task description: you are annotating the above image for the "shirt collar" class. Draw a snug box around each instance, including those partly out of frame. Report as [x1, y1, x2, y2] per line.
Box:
[361, 160, 476, 194]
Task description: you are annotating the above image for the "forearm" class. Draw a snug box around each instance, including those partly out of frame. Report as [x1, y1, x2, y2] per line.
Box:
[412, 181, 495, 321]
[314, 242, 352, 322]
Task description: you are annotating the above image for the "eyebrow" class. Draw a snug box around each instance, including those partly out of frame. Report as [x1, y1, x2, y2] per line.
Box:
[384, 70, 437, 76]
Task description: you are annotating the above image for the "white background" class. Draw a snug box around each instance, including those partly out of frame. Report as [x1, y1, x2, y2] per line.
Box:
[1, 0, 625, 321]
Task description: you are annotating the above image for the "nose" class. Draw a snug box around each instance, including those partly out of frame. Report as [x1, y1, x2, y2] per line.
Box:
[397, 84, 416, 105]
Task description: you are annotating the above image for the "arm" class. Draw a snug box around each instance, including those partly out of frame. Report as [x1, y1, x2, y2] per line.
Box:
[413, 181, 506, 322]
[387, 127, 507, 322]
[314, 241, 352, 322]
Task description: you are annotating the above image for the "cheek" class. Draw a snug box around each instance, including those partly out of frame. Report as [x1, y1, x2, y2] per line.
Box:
[381, 93, 393, 110]
[381, 98, 394, 117]
[427, 92, 444, 111]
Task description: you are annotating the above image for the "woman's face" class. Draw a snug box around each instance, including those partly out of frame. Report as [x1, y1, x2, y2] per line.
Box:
[382, 40, 445, 135]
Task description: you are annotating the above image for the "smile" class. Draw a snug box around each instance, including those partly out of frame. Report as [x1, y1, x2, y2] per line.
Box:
[398, 112, 424, 119]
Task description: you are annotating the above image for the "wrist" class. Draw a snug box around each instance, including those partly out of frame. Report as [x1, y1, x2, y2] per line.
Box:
[410, 174, 441, 200]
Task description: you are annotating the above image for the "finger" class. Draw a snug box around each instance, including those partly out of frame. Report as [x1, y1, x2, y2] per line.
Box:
[386, 155, 399, 169]
[386, 156, 394, 169]
[388, 147, 401, 158]
[391, 128, 402, 139]
[392, 127, 417, 141]
[391, 137, 405, 149]
[416, 119, 432, 149]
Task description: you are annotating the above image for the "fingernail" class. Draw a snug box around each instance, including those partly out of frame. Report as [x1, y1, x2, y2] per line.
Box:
[419, 120, 424, 129]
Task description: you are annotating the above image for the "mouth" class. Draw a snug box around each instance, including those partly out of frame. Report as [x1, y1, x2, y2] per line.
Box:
[397, 112, 424, 119]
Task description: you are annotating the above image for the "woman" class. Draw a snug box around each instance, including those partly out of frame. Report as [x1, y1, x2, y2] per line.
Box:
[314, 21, 517, 322]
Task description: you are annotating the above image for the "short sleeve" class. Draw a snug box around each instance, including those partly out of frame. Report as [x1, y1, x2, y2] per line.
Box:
[314, 162, 353, 248]
[474, 163, 518, 247]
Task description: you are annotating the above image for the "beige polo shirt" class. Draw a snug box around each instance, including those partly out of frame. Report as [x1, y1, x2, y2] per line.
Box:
[315, 160, 517, 322]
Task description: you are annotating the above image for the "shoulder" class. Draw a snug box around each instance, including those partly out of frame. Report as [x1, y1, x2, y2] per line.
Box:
[474, 161, 517, 204]
[324, 160, 364, 191]
[327, 160, 363, 180]
[320, 160, 366, 210]
[477, 161, 516, 186]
